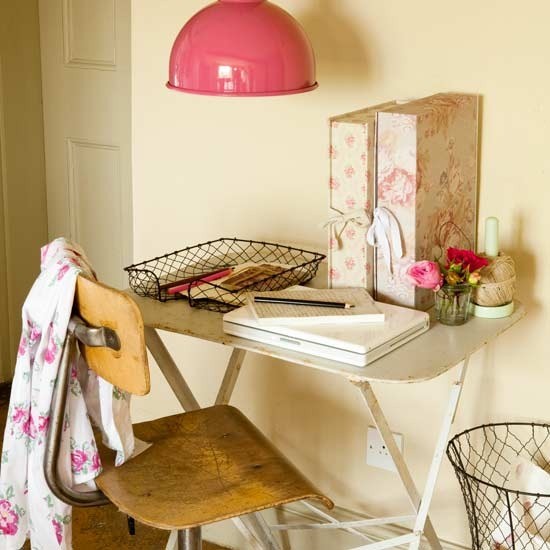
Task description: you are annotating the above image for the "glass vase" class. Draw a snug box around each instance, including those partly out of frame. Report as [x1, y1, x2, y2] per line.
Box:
[435, 284, 472, 326]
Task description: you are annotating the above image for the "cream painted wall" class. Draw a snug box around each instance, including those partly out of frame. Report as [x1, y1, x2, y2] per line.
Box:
[131, 1, 550, 545]
[0, 0, 48, 379]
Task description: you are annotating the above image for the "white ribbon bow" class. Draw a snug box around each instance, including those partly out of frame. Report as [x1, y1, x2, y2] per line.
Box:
[323, 208, 372, 249]
[366, 207, 403, 275]
[323, 206, 404, 275]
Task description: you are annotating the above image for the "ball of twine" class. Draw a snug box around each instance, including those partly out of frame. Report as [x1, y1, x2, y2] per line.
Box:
[473, 253, 516, 307]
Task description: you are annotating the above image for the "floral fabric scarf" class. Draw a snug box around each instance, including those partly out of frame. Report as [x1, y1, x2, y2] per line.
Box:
[0, 238, 136, 549]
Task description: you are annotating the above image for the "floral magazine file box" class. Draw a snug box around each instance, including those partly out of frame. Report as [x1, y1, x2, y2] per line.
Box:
[328, 102, 396, 293]
[328, 93, 479, 310]
[376, 93, 479, 309]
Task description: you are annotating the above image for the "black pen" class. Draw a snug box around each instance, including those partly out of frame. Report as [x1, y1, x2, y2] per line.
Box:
[254, 297, 355, 309]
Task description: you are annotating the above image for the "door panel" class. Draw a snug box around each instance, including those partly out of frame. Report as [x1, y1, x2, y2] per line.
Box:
[67, 138, 123, 285]
[63, 0, 117, 69]
[40, 0, 132, 288]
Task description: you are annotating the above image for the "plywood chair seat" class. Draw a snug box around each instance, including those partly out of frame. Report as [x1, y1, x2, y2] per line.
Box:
[43, 274, 333, 548]
[95, 404, 333, 531]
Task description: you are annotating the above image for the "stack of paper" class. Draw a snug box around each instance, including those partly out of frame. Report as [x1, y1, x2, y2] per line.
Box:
[247, 288, 384, 325]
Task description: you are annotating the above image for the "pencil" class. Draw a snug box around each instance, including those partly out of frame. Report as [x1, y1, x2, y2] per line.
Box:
[161, 267, 232, 293]
[253, 297, 354, 309]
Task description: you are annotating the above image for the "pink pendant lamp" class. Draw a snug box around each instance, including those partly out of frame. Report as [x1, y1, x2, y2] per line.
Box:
[167, 0, 318, 96]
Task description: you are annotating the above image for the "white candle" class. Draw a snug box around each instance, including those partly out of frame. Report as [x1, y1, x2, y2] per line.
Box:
[485, 217, 499, 257]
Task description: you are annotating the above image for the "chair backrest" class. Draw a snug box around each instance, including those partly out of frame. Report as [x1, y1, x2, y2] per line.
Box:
[75, 275, 150, 396]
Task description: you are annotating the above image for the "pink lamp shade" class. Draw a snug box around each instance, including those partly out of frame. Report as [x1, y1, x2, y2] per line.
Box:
[167, 0, 318, 96]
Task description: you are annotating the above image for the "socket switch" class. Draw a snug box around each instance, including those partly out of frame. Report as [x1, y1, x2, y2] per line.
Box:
[366, 426, 403, 473]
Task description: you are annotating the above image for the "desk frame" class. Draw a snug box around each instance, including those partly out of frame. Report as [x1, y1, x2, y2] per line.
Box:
[131, 295, 524, 550]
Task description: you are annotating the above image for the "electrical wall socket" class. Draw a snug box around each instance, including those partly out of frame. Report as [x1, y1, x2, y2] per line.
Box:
[366, 426, 403, 473]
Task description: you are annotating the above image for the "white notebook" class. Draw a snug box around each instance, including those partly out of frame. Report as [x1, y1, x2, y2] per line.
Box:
[248, 288, 384, 326]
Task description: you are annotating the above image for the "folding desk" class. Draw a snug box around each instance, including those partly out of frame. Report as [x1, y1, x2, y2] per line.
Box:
[129, 291, 525, 550]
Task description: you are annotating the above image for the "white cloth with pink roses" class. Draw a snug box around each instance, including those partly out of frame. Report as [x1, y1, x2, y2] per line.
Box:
[0, 238, 138, 550]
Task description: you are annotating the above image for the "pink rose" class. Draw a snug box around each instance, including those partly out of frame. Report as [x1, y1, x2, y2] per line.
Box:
[71, 450, 88, 473]
[90, 452, 101, 472]
[345, 257, 356, 270]
[345, 134, 356, 147]
[11, 407, 33, 439]
[29, 325, 41, 343]
[378, 167, 416, 207]
[38, 415, 50, 433]
[17, 337, 27, 357]
[345, 197, 356, 209]
[407, 261, 443, 291]
[329, 268, 341, 282]
[52, 519, 63, 544]
[329, 177, 340, 190]
[0, 500, 18, 536]
[44, 338, 58, 365]
[40, 243, 51, 264]
[22, 415, 36, 439]
[344, 166, 355, 178]
[468, 271, 481, 286]
[57, 264, 70, 280]
[345, 227, 356, 240]
[12, 407, 28, 424]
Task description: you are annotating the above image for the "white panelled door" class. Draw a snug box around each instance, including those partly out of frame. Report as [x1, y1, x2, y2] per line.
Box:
[39, 0, 132, 288]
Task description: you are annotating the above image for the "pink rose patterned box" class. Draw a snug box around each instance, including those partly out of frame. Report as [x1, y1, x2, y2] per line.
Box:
[375, 93, 479, 309]
[327, 102, 395, 292]
[328, 93, 479, 310]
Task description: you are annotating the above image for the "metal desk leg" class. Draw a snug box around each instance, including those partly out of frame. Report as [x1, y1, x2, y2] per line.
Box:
[301, 501, 375, 544]
[215, 349, 280, 550]
[407, 357, 470, 550]
[353, 356, 470, 550]
[215, 349, 247, 405]
[242, 513, 282, 550]
[232, 517, 267, 550]
[355, 381, 442, 550]
[145, 333, 271, 550]
[144, 327, 200, 411]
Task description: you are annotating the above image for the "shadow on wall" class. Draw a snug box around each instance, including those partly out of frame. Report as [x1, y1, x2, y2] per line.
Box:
[298, 0, 373, 86]
[509, 212, 538, 314]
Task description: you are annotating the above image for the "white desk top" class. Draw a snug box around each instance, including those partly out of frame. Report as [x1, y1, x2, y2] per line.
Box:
[129, 292, 525, 384]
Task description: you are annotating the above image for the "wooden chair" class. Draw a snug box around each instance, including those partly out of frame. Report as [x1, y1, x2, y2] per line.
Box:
[44, 276, 333, 550]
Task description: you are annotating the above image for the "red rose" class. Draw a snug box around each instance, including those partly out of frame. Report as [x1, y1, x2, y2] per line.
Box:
[446, 247, 489, 272]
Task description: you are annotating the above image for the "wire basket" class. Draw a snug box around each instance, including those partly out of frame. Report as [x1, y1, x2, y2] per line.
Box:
[447, 423, 550, 549]
[125, 238, 326, 313]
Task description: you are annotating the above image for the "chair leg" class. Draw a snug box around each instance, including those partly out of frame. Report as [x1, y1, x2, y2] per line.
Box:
[177, 527, 202, 550]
